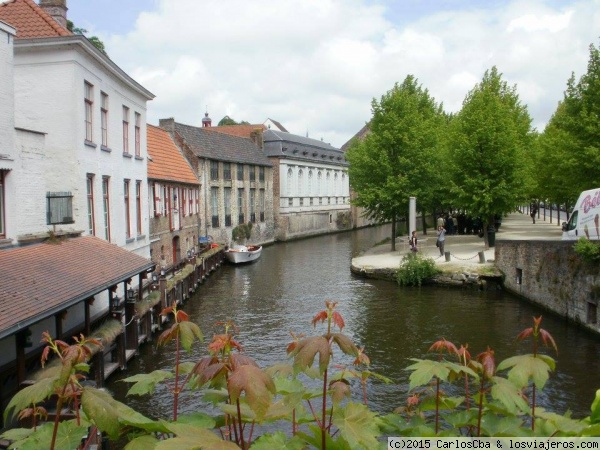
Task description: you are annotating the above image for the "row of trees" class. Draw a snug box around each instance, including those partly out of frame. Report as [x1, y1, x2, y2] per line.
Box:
[346, 41, 600, 249]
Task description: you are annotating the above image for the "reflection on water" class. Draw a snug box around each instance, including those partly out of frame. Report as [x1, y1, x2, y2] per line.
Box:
[107, 225, 600, 420]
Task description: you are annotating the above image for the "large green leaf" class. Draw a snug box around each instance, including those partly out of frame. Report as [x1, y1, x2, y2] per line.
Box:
[497, 354, 555, 389]
[124, 434, 159, 450]
[227, 365, 276, 421]
[289, 335, 331, 374]
[3, 377, 56, 422]
[157, 422, 238, 450]
[490, 376, 530, 414]
[251, 431, 306, 450]
[331, 333, 359, 357]
[479, 414, 524, 436]
[81, 387, 123, 439]
[176, 412, 216, 429]
[405, 358, 450, 390]
[6, 420, 88, 450]
[179, 321, 204, 353]
[123, 370, 174, 396]
[332, 401, 381, 449]
[590, 389, 600, 424]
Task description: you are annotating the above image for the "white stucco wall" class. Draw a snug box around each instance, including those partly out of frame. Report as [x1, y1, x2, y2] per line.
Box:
[12, 40, 152, 258]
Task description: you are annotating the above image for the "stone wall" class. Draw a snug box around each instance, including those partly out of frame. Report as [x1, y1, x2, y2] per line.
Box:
[495, 239, 600, 335]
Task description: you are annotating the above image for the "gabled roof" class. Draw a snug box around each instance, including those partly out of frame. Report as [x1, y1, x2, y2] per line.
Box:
[0, 236, 154, 339]
[208, 124, 266, 139]
[147, 125, 198, 185]
[172, 121, 272, 167]
[340, 122, 370, 152]
[0, 0, 71, 38]
[265, 118, 288, 132]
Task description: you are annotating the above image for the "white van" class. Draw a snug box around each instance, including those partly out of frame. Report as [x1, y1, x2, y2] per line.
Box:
[562, 188, 600, 240]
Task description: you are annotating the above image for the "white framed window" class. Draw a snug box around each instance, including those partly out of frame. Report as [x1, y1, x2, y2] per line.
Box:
[136, 181, 142, 235]
[102, 177, 111, 241]
[0, 171, 5, 237]
[100, 92, 108, 147]
[124, 179, 131, 239]
[298, 169, 303, 196]
[87, 174, 95, 235]
[84, 82, 93, 142]
[287, 168, 293, 197]
[122, 106, 130, 154]
[134, 112, 141, 157]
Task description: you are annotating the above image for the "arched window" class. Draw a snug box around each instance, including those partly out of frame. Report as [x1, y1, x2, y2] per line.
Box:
[308, 170, 313, 195]
[334, 173, 338, 196]
[298, 169, 303, 196]
[317, 171, 322, 196]
[326, 172, 331, 195]
[287, 168, 293, 196]
[342, 173, 347, 196]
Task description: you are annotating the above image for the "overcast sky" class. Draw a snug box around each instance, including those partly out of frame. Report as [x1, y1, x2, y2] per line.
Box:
[67, 0, 600, 148]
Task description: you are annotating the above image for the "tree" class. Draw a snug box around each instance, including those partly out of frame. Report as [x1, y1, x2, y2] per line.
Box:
[217, 116, 251, 126]
[448, 66, 533, 248]
[66, 20, 107, 56]
[346, 75, 446, 250]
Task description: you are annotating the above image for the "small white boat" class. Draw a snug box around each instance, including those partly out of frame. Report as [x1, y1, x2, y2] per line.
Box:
[224, 244, 262, 264]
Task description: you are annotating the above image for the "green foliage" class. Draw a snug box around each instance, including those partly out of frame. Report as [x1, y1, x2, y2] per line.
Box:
[232, 222, 253, 243]
[66, 20, 108, 56]
[573, 238, 600, 263]
[448, 66, 533, 247]
[217, 115, 250, 126]
[396, 252, 441, 286]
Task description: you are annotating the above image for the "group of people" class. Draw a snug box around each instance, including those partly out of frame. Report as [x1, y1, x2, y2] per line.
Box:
[437, 212, 485, 236]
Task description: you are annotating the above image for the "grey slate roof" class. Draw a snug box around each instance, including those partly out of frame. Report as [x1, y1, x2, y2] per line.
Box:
[173, 121, 272, 167]
[263, 129, 348, 167]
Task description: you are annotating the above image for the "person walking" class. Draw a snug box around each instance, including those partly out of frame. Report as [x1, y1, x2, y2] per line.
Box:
[409, 230, 418, 253]
[530, 202, 538, 224]
[436, 225, 446, 256]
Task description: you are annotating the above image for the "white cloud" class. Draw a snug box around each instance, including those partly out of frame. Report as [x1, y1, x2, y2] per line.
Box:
[93, 0, 600, 147]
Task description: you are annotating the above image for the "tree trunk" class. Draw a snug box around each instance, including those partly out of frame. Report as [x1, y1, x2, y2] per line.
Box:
[391, 216, 396, 252]
[421, 212, 427, 235]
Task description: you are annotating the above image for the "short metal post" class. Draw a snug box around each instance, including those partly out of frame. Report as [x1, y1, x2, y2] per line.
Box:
[444, 251, 451, 262]
[478, 251, 486, 263]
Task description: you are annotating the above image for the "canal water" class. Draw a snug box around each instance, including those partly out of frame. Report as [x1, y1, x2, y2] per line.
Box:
[107, 225, 600, 422]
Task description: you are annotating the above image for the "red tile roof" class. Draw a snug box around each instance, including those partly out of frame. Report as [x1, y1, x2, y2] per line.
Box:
[0, 0, 71, 38]
[207, 124, 266, 139]
[0, 236, 154, 339]
[147, 124, 198, 184]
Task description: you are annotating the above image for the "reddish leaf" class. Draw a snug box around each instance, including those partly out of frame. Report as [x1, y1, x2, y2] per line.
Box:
[516, 327, 534, 341]
[533, 315, 543, 329]
[289, 336, 331, 374]
[428, 338, 458, 355]
[353, 347, 370, 366]
[176, 310, 189, 322]
[407, 394, 420, 407]
[286, 341, 298, 354]
[476, 347, 496, 380]
[331, 311, 345, 330]
[330, 379, 351, 404]
[230, 353, 259, 370]
[193, 356, 219, 376]
[161, 306, 174, 317]
[40, 346, 51, 368]
[228, 365, 276, 421]
[457, 344, 471, 364]
[539, 329, 558, 353]
[157, 323, 178, 348]
[195, 361, 227, 386]
[311, 311, 328, 328]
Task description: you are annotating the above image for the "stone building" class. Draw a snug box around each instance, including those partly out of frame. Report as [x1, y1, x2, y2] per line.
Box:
[147, 124, 200, 269]
[262, 129, 351, 240]
[159, 117, 275, 246]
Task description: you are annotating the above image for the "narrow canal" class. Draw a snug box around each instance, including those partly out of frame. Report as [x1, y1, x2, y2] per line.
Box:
[107, 225, 600, 421]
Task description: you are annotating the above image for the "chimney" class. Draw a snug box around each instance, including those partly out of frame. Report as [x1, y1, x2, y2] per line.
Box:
[39, 0, 68, 29]
[250, 129, 264, 149]
[159, 118, 175, 134]
[201, 112, 212, 127]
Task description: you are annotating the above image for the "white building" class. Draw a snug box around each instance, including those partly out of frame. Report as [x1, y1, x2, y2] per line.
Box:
[262, 129, 351, 240]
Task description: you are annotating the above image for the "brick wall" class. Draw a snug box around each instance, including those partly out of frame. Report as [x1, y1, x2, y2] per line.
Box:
[496, 239, 600, 335]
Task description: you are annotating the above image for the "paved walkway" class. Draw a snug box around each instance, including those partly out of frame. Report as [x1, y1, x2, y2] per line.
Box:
[352, 212, 564, 272]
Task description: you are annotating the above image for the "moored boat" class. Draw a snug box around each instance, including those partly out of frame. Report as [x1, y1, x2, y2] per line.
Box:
[224, 244, 262, 264]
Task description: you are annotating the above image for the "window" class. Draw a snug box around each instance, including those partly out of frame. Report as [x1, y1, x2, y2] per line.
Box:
[46, 192, 74, 225]
[259, 189, 265, 222]
[224, 188, 232, 226]
[308, 170, 313, 196]
[223, 162, 231, 180]
[100, 92, 108, 147]
[124, 180, 131, 239]
[317, 171, 322, 196]
[84, 82, 93, 142]
[0, 171, 5, 237]
[250, 189, 256, 223]
[249, 165, 256, 182]
[238, 188, 244, 224]
[102, 177, 111, 241]
[122, 106, 130, 154]
[298, 169, 303, 196]
[259, 166, 265, 182]
[136, 181, 142, 235]
[87, 174, 95, 235]
[134, 112, 141, 157]
[210, 161, 219, 181]
[287, 168, 293, 196]
[237, 163, 244, 181]
[211, 187, 219, 227]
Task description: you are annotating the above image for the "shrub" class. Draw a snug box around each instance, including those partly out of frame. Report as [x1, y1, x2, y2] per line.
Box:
[396, 252, 441, 286]
[573, 238, 600, 263]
